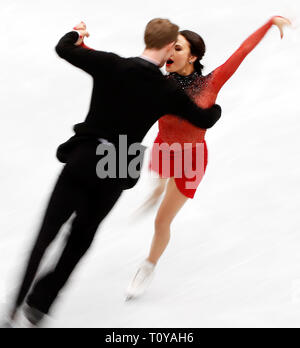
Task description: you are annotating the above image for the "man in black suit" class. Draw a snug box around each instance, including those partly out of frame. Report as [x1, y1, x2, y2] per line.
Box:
[8, 18, 221, 326]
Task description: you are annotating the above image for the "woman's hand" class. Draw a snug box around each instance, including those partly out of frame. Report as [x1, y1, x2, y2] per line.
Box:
[73, 21, 90, 46]
[272, 16, 292, 39]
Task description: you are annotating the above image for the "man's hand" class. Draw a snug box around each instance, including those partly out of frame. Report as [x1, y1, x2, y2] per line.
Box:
[73, 21, 90, 46]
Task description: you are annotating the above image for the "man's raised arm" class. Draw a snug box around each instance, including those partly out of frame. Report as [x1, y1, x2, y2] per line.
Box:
[55, 31, 120, 75]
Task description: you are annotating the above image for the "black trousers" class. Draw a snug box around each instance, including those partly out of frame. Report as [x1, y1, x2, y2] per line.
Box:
[13, 140, 124, 314]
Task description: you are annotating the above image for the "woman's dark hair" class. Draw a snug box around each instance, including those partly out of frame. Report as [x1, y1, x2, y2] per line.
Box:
[179, 30, 206, 75]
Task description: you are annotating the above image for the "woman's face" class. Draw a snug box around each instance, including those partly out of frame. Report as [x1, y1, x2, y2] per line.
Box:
[166, 34, 197, 74]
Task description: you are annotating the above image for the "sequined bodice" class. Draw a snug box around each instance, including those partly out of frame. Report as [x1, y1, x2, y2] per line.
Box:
[159, 71, 216, 146]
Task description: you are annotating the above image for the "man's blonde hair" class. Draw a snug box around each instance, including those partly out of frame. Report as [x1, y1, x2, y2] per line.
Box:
[144, 18, 179, 49]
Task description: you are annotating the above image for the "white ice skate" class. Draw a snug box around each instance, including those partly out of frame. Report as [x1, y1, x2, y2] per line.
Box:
[125, 260, 156, 301]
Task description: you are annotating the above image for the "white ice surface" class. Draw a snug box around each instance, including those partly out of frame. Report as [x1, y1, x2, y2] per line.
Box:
[0, 0, 300, 328]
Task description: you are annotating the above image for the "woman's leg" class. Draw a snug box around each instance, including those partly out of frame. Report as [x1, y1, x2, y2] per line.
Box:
[147, 177, 189, 265]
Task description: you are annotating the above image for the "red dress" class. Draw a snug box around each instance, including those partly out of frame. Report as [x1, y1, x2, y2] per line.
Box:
[149, 18, 274, 199]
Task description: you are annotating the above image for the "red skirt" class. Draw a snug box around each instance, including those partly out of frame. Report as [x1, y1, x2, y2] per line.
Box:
[148, 133, 208, 199]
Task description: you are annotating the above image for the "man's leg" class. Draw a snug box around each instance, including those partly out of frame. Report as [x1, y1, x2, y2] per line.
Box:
[11, 167, 80, 318]
[26, 179, 123, 315]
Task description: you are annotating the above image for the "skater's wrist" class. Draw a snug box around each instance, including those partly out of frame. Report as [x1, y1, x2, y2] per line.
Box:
[73, 30, 83, 46]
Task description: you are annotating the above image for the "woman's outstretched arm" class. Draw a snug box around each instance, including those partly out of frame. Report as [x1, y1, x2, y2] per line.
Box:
[210, 16, 291, 93]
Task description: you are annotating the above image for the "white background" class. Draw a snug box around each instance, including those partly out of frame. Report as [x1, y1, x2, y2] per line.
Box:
[0, 0, 300, 328]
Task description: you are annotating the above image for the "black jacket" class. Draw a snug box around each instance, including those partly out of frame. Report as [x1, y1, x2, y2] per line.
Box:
[55, 31, 222, 189]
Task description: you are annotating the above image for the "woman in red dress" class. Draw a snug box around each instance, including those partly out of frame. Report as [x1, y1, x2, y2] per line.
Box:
[126, 16, 291, 300]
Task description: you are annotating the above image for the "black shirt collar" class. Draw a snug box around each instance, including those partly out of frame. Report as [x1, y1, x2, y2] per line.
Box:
[131, 57, 161, 72]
